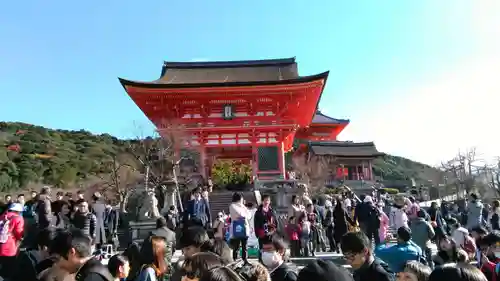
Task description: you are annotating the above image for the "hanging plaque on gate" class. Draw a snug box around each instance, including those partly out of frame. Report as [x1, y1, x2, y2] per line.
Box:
[223, 104, 234, 120]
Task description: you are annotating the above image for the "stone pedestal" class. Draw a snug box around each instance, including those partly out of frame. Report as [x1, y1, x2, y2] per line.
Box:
[138, 191, 161, 221]
[129, 220, 157, 243]
[276, 188, 286, 207]
[161, 187, 177, 214]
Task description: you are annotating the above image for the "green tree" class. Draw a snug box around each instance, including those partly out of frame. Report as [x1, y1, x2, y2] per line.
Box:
[211, 160, 251, 188]
[56, 167, 78, 188]
[2, 161, 19, 178]
[0, 149, 8, 164]
[0, 172, 12, 191]
[0, 121, 448, 193]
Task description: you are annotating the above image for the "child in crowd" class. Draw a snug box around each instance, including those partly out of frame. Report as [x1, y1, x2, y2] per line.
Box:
[298, 211, 312, 257]
[285, 216, 300, 257]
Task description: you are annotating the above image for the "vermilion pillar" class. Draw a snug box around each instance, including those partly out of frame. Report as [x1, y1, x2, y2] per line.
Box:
[200, 147, 207, 179]
[278, 142, 286, 179]
[251, 145, 258, 181]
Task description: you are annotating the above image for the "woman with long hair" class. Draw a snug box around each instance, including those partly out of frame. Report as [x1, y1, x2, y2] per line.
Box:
[333, 198, 354, 253]
[135, 236, 168, 281]
[433, 235, 464, 266]
[54, 200, 72, 229]
[288, 195, 303, 222]
[124, 242, 141, 281]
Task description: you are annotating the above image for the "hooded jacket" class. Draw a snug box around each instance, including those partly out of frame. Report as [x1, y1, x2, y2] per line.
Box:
[410, 217, 435, 250]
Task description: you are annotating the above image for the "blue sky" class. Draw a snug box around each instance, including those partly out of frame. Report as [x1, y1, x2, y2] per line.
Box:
[0, 1, 498, 165]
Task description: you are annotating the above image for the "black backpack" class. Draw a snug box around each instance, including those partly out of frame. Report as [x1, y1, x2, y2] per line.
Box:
[281, 268, 298, 281]
[75, 265, 114, 281]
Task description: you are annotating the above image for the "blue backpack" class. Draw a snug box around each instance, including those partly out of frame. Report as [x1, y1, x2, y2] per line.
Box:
[232, 218, 247, 238]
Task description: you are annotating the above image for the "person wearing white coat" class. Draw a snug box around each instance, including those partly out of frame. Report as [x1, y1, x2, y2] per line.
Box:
[229, 192, 251, 262]
[393, 206, 409, 230]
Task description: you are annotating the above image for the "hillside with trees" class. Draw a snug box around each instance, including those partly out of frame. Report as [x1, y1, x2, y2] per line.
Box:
[0, 122, 446, 192]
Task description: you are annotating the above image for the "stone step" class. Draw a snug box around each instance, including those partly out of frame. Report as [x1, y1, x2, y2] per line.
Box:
[208, 191, 257, 216]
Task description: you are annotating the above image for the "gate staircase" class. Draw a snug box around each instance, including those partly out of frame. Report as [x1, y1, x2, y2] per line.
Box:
[208, 190, 258, 217]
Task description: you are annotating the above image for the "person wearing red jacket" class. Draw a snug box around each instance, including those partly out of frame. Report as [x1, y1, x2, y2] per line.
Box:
[479, 233, 500, 281]
[286, 216, 300, 257]
[0, 202, 25, 280]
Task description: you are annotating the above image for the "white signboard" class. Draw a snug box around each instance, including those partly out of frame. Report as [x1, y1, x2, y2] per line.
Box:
[223, 104, 233, 120]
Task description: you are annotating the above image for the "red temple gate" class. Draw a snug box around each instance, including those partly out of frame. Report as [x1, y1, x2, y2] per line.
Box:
[119, 58, 329, 180]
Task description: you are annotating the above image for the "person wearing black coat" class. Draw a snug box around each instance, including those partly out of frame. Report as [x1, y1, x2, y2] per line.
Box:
[35, 188, 53, 229]
[183, 188, 211, 228]
[254, 195, 278, 261]
[428, 202, 446, 239]
[341, 232, 393, 281]
[262, 235, 297, 281]
[105, 207, 120, 248]
[73, 201, 97, 243]
[333, 199, 354, 252]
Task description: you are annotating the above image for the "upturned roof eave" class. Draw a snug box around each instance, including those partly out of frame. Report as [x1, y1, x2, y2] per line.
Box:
[118, 71, 329, 90]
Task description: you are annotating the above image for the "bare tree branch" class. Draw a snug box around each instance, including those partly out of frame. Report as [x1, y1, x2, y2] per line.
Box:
[95, 154, 142, 212]
[440, 147, 490, 197]
[292, 152, 336, 194]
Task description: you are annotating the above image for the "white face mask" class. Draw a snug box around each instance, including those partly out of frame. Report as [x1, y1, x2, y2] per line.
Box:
[262, 251, 280, 267]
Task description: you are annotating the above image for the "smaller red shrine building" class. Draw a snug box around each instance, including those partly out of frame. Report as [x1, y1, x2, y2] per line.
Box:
[119, 57, 383, 183]
[294, 111, 384, 184]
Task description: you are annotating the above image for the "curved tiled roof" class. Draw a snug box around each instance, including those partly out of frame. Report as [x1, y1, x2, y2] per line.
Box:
[158, 57, 298, 84]
[312, 111, 349, 124]
[309, 141, 384, 157]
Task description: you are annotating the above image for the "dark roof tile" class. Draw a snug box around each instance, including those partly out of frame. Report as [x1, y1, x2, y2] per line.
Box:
[158, 59, 298, 84]
[309, 141, 384, 157]
[312, 111, 349, 124]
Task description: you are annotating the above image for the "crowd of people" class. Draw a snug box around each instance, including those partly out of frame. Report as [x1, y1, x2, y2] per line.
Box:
[0, 187, 121, 250]
[1, 184, 500, 281]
